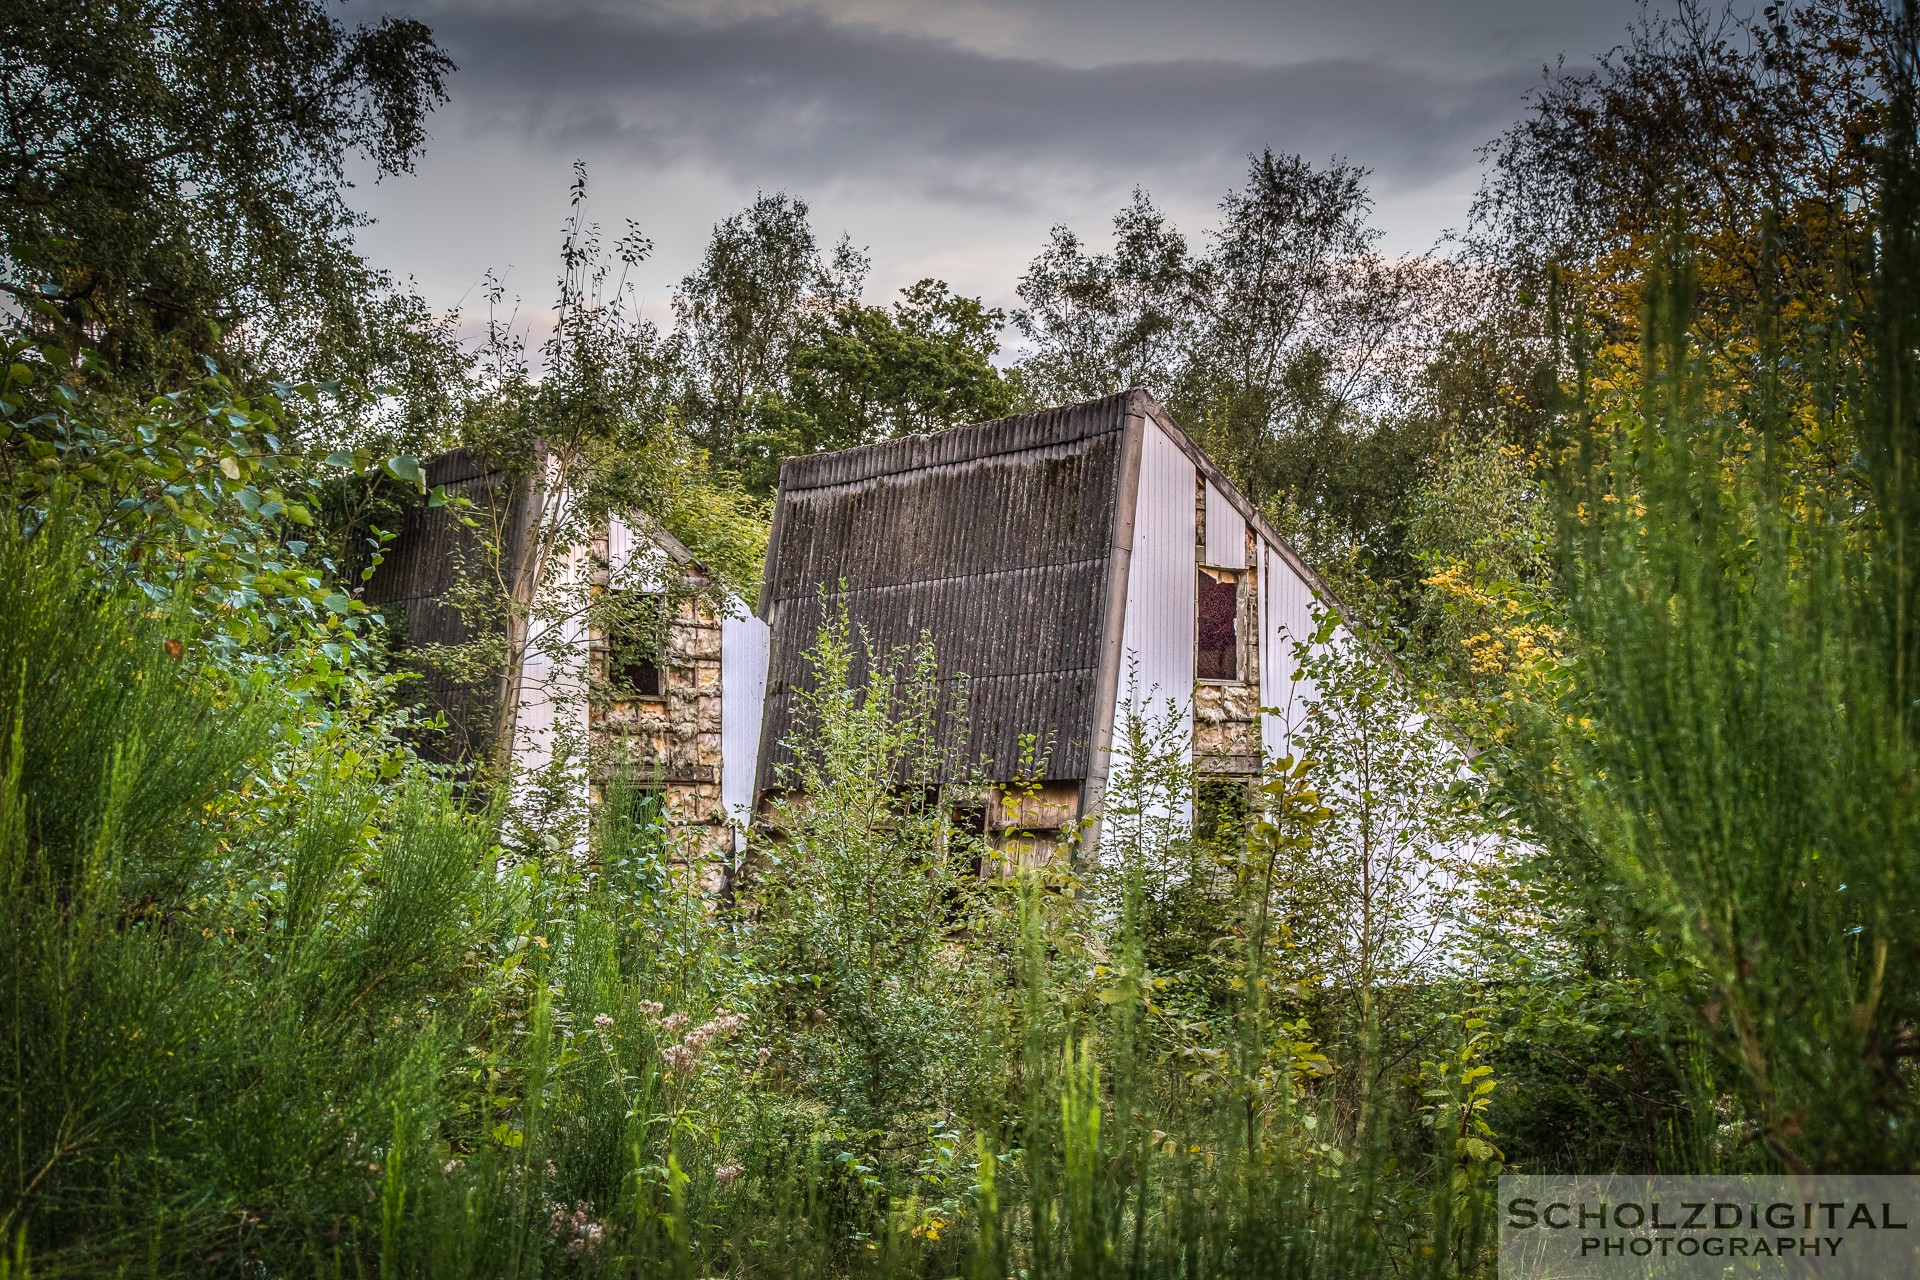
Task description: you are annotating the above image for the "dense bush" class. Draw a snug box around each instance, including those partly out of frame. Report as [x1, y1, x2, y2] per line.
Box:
[0, 474, 1499, 1273]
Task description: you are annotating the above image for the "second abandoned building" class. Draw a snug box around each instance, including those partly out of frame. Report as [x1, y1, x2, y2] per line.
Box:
[378, 390, 1340, 856]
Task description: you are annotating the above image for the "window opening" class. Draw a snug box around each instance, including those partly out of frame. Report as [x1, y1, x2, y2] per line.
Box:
[609, 593, 667, 698]
[1197, 569, 1239, 680]
[1195, 777, 1251, 845]
[951, 802, 989, 879]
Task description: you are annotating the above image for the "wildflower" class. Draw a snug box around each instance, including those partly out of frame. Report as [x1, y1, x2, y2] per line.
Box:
[637, 999, 664, 1018]
[714, 1163, 744, 1187]
[592, 1012, 613, 1030]
[755, 1046, 772, 1067]
[566, 1220, 605, 1259]
[548, 1200, 606, 1260]
[659, 1010, 749, 1078]
[442, 1159, 461, 1175]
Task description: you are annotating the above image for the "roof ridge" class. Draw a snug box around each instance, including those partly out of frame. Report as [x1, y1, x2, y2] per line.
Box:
[774, 390, 1136, 492]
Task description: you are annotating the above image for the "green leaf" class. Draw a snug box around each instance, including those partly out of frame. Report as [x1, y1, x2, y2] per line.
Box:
[322, 592, 350, 615]
[384, 454, 426, 492]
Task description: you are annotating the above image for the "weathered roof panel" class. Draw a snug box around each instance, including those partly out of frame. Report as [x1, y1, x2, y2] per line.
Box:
[364, 447, 540, 765]
[757, 393, 1134, 790]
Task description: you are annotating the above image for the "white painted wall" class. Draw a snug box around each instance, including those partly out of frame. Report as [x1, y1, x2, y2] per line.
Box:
[511, 536, 592, 820]
[1203, 479, 1246, 569]
[720, 609, 769, 851]
[606, 514, 643, 584]
[606, 513, 678, 592]
[1111, 419, 1199, 813]
[1258, 540, 1323, 762]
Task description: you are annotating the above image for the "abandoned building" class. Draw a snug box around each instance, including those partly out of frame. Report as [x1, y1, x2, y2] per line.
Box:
[754, 388, 1332, 856]
[371, 390, 1338, 859]
[365, 448, 768, 856]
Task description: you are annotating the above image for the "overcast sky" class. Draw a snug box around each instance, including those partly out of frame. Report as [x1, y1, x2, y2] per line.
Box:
[346, 0, 1651, 338]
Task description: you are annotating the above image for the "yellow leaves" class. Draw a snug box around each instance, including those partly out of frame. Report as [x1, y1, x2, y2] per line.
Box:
[1427, 557, 1566, 696]
[1422, 563, 1493, 609]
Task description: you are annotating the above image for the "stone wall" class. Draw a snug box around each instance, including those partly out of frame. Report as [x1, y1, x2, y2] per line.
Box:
[594, 594, 733, 858]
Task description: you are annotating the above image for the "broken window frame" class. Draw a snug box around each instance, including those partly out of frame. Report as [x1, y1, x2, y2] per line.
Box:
[1196, 566, 1243, 682]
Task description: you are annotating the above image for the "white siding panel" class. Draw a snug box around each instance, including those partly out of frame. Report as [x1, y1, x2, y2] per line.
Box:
[720, 609, 770, 851]
[1204, 480, 1247, 569]
[606, 514, 670, 592]
[1259, 541, 1322, 761]
[1259, 542, 1278, 762]
[512, 539, 592, 832]
[607, 514, 638, 579]
[1113, 421, 1197, 809]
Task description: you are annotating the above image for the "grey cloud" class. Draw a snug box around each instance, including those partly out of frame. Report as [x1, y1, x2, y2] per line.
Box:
[429, 5, 1542, 212]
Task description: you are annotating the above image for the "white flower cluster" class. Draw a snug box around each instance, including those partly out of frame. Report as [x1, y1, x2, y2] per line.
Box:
[547, 1200, 605, 1259]
[657, 1009, 748, 1078]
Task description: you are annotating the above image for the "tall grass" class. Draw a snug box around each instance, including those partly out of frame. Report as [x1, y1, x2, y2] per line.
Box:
[1516, 12, 1920, 1174]
[0, 499, 1497, 1274]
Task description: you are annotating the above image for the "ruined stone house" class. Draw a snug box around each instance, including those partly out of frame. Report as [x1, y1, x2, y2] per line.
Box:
[364, 448, 767, 857]
[370, 391, 1339, 860]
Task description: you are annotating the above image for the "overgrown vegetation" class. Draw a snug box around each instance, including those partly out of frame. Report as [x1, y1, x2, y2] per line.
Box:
[7, 0, 1920, 1272]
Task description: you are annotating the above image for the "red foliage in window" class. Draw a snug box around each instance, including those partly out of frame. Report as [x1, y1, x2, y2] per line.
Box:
[1197, 571, 1238, 680]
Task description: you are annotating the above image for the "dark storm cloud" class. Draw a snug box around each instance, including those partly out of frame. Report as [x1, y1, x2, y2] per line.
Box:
[430, 4, 1541, 210]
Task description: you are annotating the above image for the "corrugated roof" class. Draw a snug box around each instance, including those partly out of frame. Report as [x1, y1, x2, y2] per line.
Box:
[756, 393, 1135, 791]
